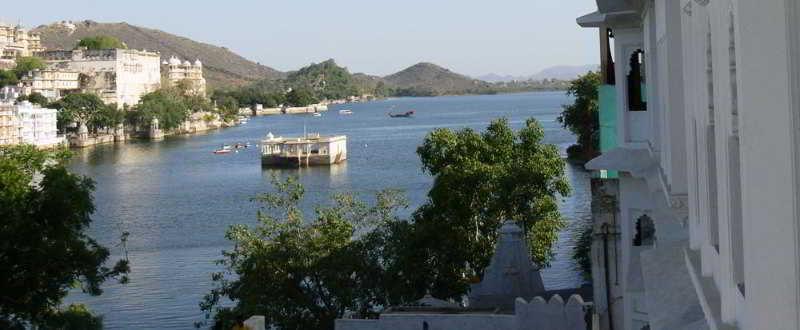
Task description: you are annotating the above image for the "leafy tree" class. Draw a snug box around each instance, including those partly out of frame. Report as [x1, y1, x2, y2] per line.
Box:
[0, 70, 18, 88]
[214, 95, 239, 121]
[77, 36, 127, 50]
[16, 92, 49, 106]
[131, 88, 190, 130]
[0, 145, 129, 329]
[13, 57, 46, 78]
[285, 87, 318, 107]
[558, 71, 600, 162]
[405, 118, 571, 300]
[51, 93, 109, 133]
[201, 176, 408, 330]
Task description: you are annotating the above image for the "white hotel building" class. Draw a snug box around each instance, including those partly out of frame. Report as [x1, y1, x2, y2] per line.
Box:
[579, 0, 800, 329]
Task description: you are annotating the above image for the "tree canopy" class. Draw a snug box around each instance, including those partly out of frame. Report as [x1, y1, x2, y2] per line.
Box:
[16, 92, 49, 106]
[0, 145, 129, 329]
[12, 57, 46, 79]
[77, 36, 127, 50]
[201, 176, 408, 329]
[285, 87, 318, 107]
[558, 71, 600, 163]
[50, 93, 111, 132]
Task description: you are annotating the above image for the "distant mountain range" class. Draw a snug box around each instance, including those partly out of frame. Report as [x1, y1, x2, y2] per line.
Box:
[477, 64, 600, 83]
[33, 20, 569, 96]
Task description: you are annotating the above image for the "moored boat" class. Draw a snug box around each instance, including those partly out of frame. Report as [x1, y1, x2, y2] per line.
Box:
[339, 109, 353, 115]
[388, 110, 415, 118]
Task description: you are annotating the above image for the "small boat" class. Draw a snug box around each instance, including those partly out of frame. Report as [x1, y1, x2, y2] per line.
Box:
[213, 144, 233, 154]
[389, 110, 415, 118]
[339, 109, 353, 115]
[312, 112, 322, 117]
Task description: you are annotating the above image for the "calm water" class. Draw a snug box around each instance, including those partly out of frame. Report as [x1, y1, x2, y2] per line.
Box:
[65, 91, 592, 329]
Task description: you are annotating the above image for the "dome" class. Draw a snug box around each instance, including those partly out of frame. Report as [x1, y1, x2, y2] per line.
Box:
[193, 59, 202, 67]
[161, 60, 169, 65]
[168, 56, 181, 66]
[183, 60, 191, 66]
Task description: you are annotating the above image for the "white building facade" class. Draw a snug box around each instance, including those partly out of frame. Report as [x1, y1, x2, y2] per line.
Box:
[580, 0, 800, 329]
[38, 48, 162, 107]
[15, 101, 62, 147]
[162, 56, 206, 97]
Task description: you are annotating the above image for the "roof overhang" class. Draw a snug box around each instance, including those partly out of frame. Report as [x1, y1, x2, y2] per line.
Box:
[585, 148, 657, 177]
[577, 10, 642, 28]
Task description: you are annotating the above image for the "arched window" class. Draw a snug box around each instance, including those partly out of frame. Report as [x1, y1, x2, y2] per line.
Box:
[628, 49, 647, 111]
[727, 11, 745, 296]
[423, 321, 429, 330]
[633, 214, 655, 247]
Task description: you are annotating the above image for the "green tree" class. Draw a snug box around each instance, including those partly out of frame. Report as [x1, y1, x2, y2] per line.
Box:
[131, 88, 190, 130]
[405, 118, 571, 299]
[0, 145, 129, 329]
[12, 57, 46, 78]
[51, 93, 109, 132]
[201, 176, 408, 330]
[285, 87, 318, 107]
[558, 71, 600, 163]
[77, 36, 127, 50]
[16, 92, 49, 106]
[0, 70, 18, 88]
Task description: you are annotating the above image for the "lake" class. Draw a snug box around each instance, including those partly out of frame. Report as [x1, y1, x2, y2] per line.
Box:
[65, 91, 592, 329]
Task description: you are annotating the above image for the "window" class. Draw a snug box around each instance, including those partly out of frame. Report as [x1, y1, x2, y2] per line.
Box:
[633, 214, 655, 246]
[628, 50, 647, 111]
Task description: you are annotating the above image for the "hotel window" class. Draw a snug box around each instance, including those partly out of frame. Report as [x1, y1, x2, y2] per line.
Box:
[728, 12, 745, 296]
[633, 214, 655, 247]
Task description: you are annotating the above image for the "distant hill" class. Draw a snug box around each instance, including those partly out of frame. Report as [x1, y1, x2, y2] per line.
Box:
[477, 64, 600, 83]
[529, 64, 599, 80]
[33, 20, 283, 89]
[384, 62, 493, 96]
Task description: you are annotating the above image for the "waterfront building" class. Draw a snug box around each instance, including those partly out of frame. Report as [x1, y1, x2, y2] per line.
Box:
[20, 68, 81, 101]
[579, 0, 800, 329]
[15, 101, 62, 147]
[0, 22, 44, 69]
[0, 102, 19, 145]
[260, 132, 347, 167]
[0, 85, 22, 102]
[162, 56, 206, 97]
[37, 48, 161, 107]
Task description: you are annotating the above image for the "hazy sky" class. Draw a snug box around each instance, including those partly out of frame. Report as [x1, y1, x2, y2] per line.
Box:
[2, 0, 599, 77]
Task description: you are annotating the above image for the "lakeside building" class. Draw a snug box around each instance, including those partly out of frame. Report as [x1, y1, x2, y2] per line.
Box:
[162, 56, 206, 97]
[260, 133, 347, 167]
[20, 68, 81, 101]
[15, 101, 62, 147]
[0, 102, 19, 145]
[0, 22, 44, 69]
[36, 48, 161, 107]
[579, 0, 800, 329]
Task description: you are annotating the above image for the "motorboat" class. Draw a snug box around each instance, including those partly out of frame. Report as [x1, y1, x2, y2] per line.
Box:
[389, 110, 415, 118]
[213, 144, 233, 154]
[312, 112, 322, 117]
[339, 109, 353, 115]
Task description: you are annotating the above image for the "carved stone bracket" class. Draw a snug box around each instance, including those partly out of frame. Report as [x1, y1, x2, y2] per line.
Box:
[683, 1, 693, 16]
[669, 194, 690, 226]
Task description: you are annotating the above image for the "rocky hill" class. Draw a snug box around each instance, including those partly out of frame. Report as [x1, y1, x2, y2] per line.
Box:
[383, 62, 492, 96]
[33, 20, 283, 89]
